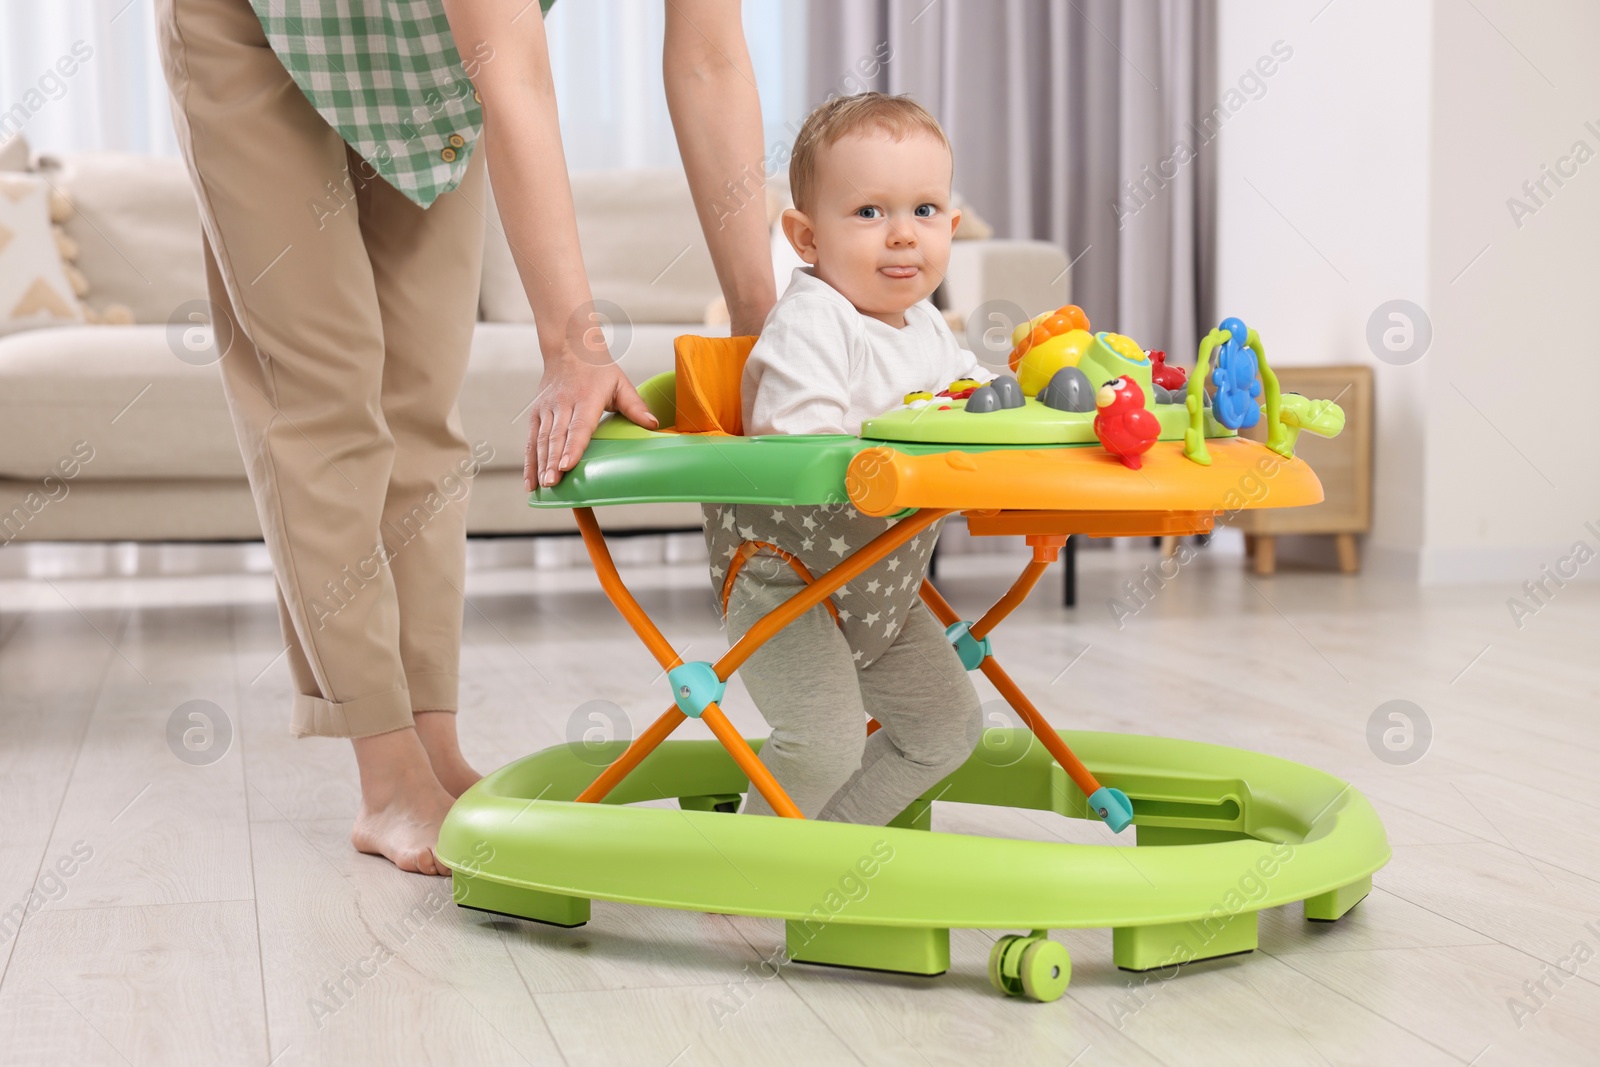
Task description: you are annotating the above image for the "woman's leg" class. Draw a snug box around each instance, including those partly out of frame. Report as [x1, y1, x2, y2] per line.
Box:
[726, 569, 868, 819]
[353, 145, 489, 797]
[817, 603, 982, 826]
[160, 0, 456, 872]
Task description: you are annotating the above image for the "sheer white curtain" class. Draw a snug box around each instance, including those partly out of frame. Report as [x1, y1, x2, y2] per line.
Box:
[0, 0, 178, 156]
[547, 0, 808, 171]
[1, 0, 810, 170]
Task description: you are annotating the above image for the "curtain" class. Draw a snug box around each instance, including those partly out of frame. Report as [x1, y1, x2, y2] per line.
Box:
[2, 0, 812, 176]
[0, 1, 178, 157]
[806, 0, 1217, 366]
[505, 0, 812, 172]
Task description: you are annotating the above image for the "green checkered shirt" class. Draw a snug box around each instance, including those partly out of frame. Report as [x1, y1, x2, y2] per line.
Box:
[250, 0, 554, 208]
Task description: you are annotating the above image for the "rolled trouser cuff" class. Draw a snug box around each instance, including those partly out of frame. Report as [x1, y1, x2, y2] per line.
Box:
[291, 687, 415, 738]
[406, 672, 459, 716]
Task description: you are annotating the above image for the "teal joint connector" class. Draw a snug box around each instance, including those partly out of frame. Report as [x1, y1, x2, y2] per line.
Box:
[944, 621, 992, 671]
[667, 661, 726, 718]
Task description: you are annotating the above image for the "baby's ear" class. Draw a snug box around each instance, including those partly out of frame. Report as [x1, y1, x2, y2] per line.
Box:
[781, 207, 819, 265]
[948, 207, 962, 238]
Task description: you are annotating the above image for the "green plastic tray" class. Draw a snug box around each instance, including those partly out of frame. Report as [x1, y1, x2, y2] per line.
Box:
[525, 370, 1231, 510]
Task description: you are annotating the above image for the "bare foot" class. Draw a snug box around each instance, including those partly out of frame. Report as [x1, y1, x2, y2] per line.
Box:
[349, 726, 458, 875]
[414, 710, 483, 798]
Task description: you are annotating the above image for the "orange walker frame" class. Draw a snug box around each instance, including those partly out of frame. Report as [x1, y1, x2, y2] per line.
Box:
[570, 504, 1211, 823]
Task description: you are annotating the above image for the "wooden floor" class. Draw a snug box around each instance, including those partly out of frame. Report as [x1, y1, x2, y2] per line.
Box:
[2, 533, 1597, 1066]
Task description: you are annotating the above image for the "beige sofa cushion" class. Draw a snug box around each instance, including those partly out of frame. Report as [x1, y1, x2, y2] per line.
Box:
[0, 319, 712, 482]
[34, 153, 208, 325]
[481, 167, 753, 326]
[458, 321, 714, 469]
[0, 325, 241, 480]
[0, 474, 702, 542]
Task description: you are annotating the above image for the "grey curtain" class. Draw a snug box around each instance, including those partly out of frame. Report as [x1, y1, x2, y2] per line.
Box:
[806, 0, 1217, 367]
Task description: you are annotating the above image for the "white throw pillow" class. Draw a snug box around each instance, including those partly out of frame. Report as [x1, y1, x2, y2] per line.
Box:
[0, 173, 85, 335]
[0, 133, 28, 172]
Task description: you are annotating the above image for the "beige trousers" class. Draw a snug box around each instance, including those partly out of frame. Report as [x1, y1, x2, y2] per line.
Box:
[156, 0, 489, 737]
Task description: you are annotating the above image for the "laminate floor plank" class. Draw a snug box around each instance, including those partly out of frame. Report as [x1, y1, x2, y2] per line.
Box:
[0, 899, 269, 1067]
[1, 543, 1595, 1066]
[250, 817, 565, 1067]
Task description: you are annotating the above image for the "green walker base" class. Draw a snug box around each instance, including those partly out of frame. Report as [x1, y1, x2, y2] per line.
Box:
[1113, 913, 1259, 972]
[787, 919, 950, 977]
[1305, 874, 1372, 922]
[439, 729, 1389, 1001]
[453, 874, 591, 929]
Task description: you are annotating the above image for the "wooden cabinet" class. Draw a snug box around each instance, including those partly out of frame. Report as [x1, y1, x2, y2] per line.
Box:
[1228, 364, 1373, 574]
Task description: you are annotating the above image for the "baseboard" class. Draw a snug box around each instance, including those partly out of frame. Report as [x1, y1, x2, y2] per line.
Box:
[1416, 542, 1600, 586]
[1363, 543, 1422, 583]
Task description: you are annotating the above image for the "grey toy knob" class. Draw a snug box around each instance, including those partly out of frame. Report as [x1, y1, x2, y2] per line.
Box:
[1038, 367, 1095, 412]
[964, 384, 1000, 413]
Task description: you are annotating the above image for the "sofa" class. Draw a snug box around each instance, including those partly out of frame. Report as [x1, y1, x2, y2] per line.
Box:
[0, 149, 1071, 544]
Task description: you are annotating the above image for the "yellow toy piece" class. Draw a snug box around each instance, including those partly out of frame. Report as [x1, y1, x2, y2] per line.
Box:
[1101, 333, 1146, 364]
[1016, 329, 1093, 396]
[1007, 305, 1092, 371]
[903, 390, 934, 404]
[942, 378, 982, 395]
[1010, 312, 1051, 348]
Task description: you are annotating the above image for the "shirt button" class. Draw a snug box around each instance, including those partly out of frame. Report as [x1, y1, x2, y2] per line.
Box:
[440, 147, 458, 163]
[448, 134, 465, 148]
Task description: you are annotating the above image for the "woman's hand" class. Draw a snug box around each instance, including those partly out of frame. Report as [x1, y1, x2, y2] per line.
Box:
[442, 0, 770, 486]
[527, 351, 658, 490]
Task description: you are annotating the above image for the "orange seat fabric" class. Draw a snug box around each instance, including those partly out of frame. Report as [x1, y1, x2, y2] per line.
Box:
[674, 335, 757, 436]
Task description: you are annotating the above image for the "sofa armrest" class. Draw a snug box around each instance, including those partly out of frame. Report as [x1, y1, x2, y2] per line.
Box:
[940, 239, 1072, 334]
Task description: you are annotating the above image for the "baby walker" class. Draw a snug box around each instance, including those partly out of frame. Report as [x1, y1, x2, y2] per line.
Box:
[439, 313, 1388, 1003]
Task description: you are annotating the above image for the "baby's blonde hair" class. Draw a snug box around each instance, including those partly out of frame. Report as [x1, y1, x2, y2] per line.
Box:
[788, 92, 951, 213]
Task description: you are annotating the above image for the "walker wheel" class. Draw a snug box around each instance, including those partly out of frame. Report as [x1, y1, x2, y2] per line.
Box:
[988, 935, 1025, 995]
[989, 932, 1068, 1001]
[1019, 938, 1071, 1002]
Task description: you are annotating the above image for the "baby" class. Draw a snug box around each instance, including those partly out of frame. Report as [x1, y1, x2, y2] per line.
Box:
[702, 93, 990, 824]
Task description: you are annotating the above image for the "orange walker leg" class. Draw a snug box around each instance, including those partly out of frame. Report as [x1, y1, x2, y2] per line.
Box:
[571, 506, 952, 820]
[919, 535, 1133, 831]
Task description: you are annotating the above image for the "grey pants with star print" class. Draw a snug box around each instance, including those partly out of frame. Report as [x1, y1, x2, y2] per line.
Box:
[722, 548, 983, 824]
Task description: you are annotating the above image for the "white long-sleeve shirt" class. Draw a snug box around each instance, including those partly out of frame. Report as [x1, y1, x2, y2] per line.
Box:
[742, 267, 992, 436]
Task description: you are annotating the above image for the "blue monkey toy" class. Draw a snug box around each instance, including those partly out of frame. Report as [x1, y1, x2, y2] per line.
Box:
[1210, 316, 1261, 430]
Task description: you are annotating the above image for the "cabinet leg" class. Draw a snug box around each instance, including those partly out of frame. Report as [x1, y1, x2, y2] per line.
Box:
[1252, 536, 1276, 576]
[1244, 534, 1257, 558]
[1159, 535, 1178, 560]
[1335, 533, 1359, 573]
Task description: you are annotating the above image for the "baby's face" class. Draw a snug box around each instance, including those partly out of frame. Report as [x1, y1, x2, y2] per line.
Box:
[784, 127, 960, 328]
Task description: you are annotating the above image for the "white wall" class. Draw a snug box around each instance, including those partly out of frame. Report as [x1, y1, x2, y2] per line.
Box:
[1216, 0, 1600, 583]
[1421, 0, 1600, 582]
[1215, 0, 1434, 576]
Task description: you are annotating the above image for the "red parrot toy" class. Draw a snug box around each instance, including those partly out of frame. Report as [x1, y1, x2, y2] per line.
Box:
[1093, 377, 1161, 469]
[1148, 350, 1187, 391]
